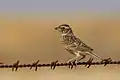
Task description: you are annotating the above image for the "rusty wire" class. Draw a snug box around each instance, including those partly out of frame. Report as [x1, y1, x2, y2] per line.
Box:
[0, 59, 119, 71]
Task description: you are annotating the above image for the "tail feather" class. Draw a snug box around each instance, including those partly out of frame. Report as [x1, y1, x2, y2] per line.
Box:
[86, 51, 103, 60]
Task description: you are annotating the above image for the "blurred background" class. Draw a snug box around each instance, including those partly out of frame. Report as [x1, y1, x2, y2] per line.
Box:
[0, 0, 120, 80]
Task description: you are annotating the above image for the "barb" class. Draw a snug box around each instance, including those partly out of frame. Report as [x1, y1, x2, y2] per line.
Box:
[12, 60, 20, 71]
[30, 60, 39, 71]
[0, 59, 119, 71]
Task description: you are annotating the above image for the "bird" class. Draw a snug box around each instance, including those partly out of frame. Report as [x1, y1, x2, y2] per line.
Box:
[54, 24, 110, 63]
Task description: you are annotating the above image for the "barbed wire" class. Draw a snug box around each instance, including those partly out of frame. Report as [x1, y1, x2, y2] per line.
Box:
[0, 58, 119, 71]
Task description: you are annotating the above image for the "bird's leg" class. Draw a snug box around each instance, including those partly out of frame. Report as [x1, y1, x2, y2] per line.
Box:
[76, 54, 86, 62]
[77, 51, 93, 68]
[67, 56, 80, 69]
[67, 56, 79, 63]
[67, 55, 86, 69]
[85, 58, 94, 68]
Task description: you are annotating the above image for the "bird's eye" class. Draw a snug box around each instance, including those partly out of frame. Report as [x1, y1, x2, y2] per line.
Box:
[62, 27, 65, 29]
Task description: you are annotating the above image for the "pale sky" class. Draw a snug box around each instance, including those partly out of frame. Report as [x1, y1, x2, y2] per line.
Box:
[0, 0, 120, 12]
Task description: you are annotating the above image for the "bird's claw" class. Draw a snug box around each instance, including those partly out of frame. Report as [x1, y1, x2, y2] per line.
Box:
[85, 58, 93, 68]
[101, 58, 112, 66]
[67, 60, 78, 69]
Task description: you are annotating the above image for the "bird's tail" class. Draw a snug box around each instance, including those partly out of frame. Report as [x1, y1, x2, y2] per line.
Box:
[87, 51, 103, 60]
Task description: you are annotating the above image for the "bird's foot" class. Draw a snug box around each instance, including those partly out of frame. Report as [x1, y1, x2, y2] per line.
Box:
[85, 58, 94, 68]
[67, 60, 78, 69]
[101, 58, 112, 66]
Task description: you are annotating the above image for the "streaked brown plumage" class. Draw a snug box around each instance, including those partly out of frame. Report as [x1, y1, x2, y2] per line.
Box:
[55, 24, 104, 63]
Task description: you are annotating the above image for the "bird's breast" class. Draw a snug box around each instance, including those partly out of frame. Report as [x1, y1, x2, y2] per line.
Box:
[61, 34, 75, 45]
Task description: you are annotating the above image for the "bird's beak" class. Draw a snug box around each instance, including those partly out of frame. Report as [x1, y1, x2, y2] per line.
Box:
[54, 27, 58, 30]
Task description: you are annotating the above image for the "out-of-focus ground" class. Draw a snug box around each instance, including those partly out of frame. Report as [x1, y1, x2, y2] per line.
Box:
[0, 13, 120, 80]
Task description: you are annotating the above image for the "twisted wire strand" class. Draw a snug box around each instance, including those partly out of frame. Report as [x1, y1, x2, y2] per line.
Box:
[0, 60, 119, 71]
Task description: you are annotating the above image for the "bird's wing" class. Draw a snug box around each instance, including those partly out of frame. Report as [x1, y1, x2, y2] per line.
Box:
[75, 37, 94, 51]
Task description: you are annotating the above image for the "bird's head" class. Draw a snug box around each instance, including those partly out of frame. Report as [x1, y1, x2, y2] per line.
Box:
[55, 24, 73, 34]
